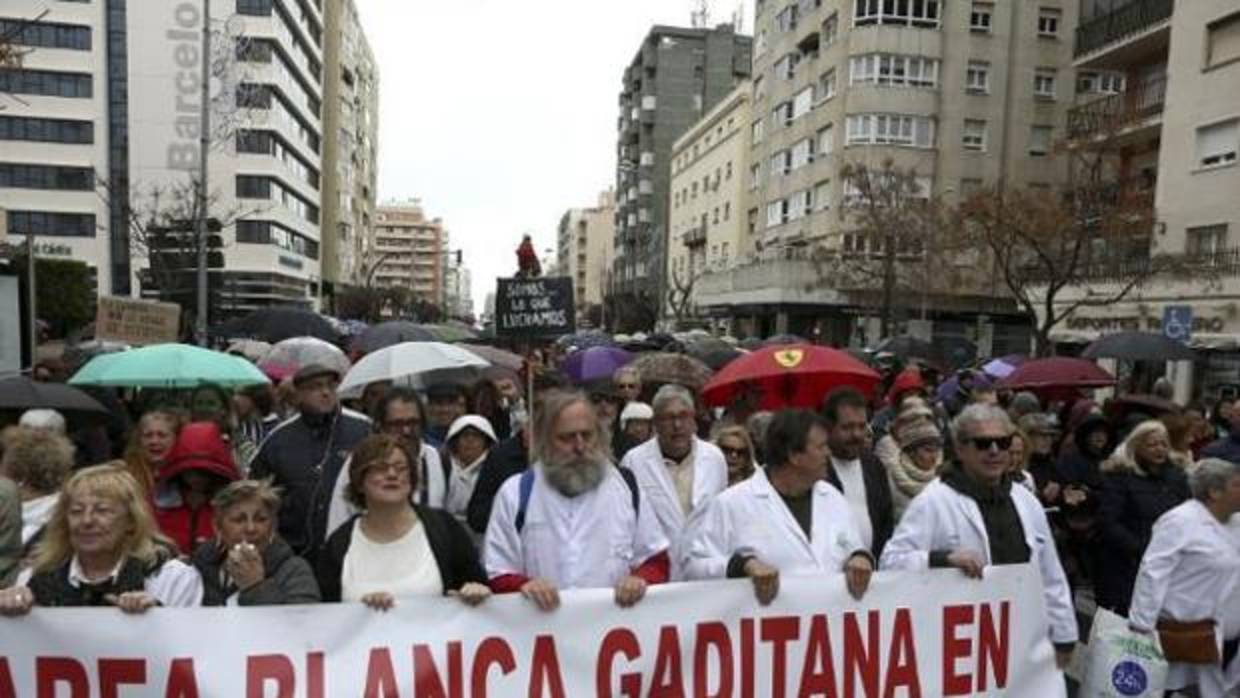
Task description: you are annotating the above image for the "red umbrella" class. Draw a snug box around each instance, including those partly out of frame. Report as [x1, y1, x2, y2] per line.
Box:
[997, 357, 1114, 392]
[701, 344, 880, 410]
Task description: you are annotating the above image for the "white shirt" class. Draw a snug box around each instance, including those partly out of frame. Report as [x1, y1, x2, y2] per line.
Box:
[484, 463, 669, 590]
[21, 494, 58, 546]
[444, 452, 487, 523]
[342, 521, 443, 602]
[19, 555, 204, 607]
[326, 442, 446, 536]
[831, 457, 873, 551]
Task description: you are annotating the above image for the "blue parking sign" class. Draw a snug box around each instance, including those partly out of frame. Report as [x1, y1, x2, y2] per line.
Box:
[1163, 305, 1192, 343]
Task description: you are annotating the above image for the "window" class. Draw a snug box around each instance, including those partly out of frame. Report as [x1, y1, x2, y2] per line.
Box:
[846, 114, 936, 147]
[0, 116, 93, 144]
[970, 2, 993, 32]
[713, 207, 720, 224]
[1034, 68, 1057, 99]
[0, 69, 91, 98]
[822, 12, 839, 45]
[818, 69, 837, 101]
[0, 19, 91, 50]
[774, 52, 800, 80]
[793, 87, 814, 118]
[791, 138, 815, 170]
[748, 208, 758, 235]
[7, 210, 95, 238]
[724, 202, 731, 221]
[963, 119, 987, 151]
[1029, 125, 1053, 156]
[818, 123, 834, 154]
[966, 61, 990, 93]
[237, 0, 274, 15]
[770, 150, 791, 176]
[854, 0, 941, 27]
[1038, 8, 1061, 38]
[1187, 224, 1229, 257]
[776, 5, 799, 32]
[814, 180, 832, 211]
[726, 161, 733, 179]
[1207, 12, 1240, 70]
[236, 220, 320, 259]
[749, 163, 761, 190]
[1077, 71, 1126, 95]
[0, 163, 93, 190]
[752, 118, 764, 145]
[774, 101, 794, 126]
[850, 54, 939, 88]
[1196, 119, 1239, 168]
[767, 200, 787, 226]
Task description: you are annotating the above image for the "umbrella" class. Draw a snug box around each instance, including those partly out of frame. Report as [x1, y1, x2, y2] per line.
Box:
[1082, 331, 1196, 362]
[461, 345, 524, 371]
[214, 308, 341, 344]
[425, 323, 477, 343]
[226, 339, 272, 362]
[1107, 393, 1181, 421]
[630, 352, 714, 391]
[555, 330, 615, 351]
[69, 344, 269, 388]
[686, 338, 744, 371]
[702, 345, 881, 410]
[338, 342, 490, 398]
[739, 337, 765, 351]
[764, 333, 808, 346]
[0, 377, 110, 427]
[352, 321, 437, 355]
[562, 347, 634, 385]
[259, 337, 350, 381]
[982, 354, 1027, 379]
[997, 357, 1115, 392]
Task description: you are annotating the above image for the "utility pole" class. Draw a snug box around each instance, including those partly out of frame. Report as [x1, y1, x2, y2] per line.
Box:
[26, 231, 36, 366]
[194, 0, 211, 346]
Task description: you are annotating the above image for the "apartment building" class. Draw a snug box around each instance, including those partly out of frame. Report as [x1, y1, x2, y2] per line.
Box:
[697, 0, 1077, 348]
[371, 201, 446, 307]
[557, 189, 616, 324]
[666, 84, 751, 327]
[1044, 0, 1240, 399]
[321, 0, 379, 298]
[613, 24, 752, 331]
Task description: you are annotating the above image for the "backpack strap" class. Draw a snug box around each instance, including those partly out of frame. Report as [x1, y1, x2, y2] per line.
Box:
[616, 466, 641, 519]
[514, 469, 536, 533]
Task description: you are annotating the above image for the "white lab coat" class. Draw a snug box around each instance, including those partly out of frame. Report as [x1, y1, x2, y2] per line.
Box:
[1128, 500, 1240, 696]
[880, 478, 1078, 645]
[683, 468, 867, 581]
[620, 437, 728, 580]
[325, 442, 448, 536]
[483, 463, 669, 590]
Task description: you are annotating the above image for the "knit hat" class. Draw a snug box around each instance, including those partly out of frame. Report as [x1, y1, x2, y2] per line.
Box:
[900, 421, 942, 450]
[620, 402, 654, 427]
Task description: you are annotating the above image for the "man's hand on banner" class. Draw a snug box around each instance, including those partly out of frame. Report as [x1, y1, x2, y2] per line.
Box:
[946, 550, 986, 579]
[844, 553, 873, 600]
[0, 585, 34, 616]
[105, 591, 159, 614]
[613, 575, 647, 608]
[743, 558, 780, 605]
[520, 578, 561, 612]
[449, 582, 492, 607]
[360, 592, 396, 612]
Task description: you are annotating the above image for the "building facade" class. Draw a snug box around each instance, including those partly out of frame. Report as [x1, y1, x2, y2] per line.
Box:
[371, 200, 446, 308]
[667, 84, 751, 328]
[697, 0, 1078, 350]
[557, 189, 615, 325]
[321, 0, 379, 299]
[1041, 0, 1240, 400]
[613, 24, 752, 331]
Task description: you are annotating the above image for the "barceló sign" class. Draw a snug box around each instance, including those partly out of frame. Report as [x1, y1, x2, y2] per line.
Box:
[495, 277, 576, 337]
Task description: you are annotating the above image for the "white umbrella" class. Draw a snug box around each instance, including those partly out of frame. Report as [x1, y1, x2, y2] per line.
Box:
[259, 337, 350, 378]
[337, 341, 490, 399]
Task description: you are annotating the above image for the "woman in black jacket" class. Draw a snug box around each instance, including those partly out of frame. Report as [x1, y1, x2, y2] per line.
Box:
[191, 480, 320, 606]
[1095, 419, 1189, 614]
[317, 434, 489, 609]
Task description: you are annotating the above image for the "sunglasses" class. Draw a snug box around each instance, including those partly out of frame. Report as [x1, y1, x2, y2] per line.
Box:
[720, 446, 748, 458]
[967, 435, 1014, 452]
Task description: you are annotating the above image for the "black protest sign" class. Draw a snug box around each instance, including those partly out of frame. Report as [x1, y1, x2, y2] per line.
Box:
[495, 277, 576, 337]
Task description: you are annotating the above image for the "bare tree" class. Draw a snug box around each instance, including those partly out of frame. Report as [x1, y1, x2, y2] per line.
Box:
[0, 9, 48, 105]
[666, 263, 703, 328]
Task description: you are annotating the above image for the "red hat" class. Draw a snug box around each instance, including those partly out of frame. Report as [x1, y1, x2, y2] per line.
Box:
[886, 368, 926, 406]
[161, 422, 240, 483]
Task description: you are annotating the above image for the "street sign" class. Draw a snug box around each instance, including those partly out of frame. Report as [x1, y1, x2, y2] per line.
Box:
[494, 277, 575, 337]
[1162, 305, 1192, 344]
[95, 296, 181, 346]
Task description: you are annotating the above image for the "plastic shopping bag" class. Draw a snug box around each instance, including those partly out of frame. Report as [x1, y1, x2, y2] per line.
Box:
[1080, 608, 1170, 698]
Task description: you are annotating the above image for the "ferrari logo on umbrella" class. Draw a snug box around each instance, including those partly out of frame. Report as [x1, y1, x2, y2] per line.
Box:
[774, 349, 804, 368]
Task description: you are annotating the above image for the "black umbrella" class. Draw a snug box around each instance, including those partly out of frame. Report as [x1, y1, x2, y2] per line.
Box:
[1082, 331, 1195, 362]
[213, 308, 341, 344]
[0, 377, 109, 428]
[764, 333, 808, 346]
[352, 321, 437, 355]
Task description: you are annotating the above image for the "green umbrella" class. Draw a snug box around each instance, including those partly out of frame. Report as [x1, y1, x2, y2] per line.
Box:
[69, 343, 270, 389]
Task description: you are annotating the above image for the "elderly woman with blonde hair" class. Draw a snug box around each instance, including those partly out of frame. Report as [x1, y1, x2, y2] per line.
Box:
[711, 424, 756, 485]
[0, 463, 202, 615]
[1, 426, 75, 559]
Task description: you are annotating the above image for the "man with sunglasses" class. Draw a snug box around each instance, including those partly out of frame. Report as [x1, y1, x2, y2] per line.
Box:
[881, 403, 1078, 670]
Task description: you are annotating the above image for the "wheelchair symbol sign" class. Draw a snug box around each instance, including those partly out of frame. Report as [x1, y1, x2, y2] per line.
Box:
[1163, 306, 1192, 343]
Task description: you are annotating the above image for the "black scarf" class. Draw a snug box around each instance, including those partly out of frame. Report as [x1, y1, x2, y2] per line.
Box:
[941, 465, 1030, 565]
[27, 549, 171, 607]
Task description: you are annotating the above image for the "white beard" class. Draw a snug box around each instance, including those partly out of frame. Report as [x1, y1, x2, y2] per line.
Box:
[542, 451, 608, 497]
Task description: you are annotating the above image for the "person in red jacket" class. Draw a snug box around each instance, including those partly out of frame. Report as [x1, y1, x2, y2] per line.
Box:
[153, 422, 241, 555]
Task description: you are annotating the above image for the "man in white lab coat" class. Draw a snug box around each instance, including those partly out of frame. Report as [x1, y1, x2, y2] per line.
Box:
[484, 389, 669, 611]
[881, 403, 1078, 668]
[684, 409, 873, 604]
[621, 384, 727, 579]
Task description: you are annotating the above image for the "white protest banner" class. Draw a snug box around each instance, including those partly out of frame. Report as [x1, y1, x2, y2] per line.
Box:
[0, 565, 1066, 697]
[94, 296, 181, 346]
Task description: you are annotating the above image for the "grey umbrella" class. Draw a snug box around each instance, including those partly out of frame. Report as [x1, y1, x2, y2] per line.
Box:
[0, 377, 109, 427]
[1082, 331, 1195, 362]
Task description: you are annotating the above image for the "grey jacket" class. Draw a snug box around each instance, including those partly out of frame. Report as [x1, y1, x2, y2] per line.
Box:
[0, 477, 20, 587]
[191, 537, 321, 606]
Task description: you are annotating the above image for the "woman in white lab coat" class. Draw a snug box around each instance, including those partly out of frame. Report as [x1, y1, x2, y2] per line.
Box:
[683, 409, 873, 603]
[1128, 458, 1240, 698]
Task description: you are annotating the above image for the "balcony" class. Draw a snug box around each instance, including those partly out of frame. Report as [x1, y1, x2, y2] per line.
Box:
[683, 227, 707, 248]
[1024, 246, 1240, 284]
[1075, 0, 1172, 66]
[1067, 75, 1166, 140]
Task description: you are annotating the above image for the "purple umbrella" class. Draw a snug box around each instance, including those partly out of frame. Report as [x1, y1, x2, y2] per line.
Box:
[562, 346, 634, 385]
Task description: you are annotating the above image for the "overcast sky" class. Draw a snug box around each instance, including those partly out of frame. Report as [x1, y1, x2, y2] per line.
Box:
[354, 0, 748, 313]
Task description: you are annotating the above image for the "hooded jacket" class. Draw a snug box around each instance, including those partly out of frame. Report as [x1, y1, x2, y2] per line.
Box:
[190, 536, 320, 606]
[1056, 413, 1114, 488]
[154, 422, 241, 554]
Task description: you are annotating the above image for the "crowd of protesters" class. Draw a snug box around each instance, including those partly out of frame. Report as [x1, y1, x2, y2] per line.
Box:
[1, 351, 1240, 695]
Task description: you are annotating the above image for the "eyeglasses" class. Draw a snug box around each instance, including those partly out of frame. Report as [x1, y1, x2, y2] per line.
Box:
[382, 418, 422, 433]
[720, 446, 748, 458]
[616, 383, 639, 390]
[967, 435, 1014, 452]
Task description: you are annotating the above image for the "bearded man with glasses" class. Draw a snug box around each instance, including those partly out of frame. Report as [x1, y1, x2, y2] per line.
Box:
[880, 403, 1078, 671]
